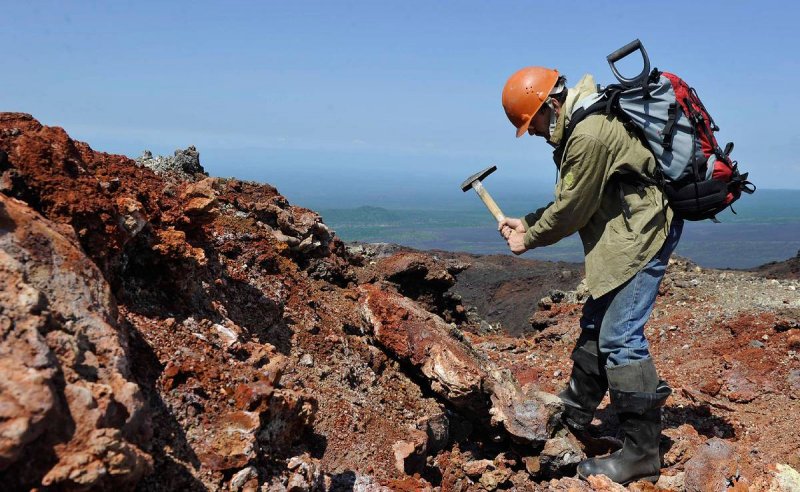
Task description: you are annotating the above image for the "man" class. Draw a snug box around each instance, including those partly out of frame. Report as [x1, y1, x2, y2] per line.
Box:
[497, 67, 682, 485]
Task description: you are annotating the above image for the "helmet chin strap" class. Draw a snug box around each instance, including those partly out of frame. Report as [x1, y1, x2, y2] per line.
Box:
[547, 100, 559, 137]
[542, 99, 559, 146]
[543, 77, 566, 143]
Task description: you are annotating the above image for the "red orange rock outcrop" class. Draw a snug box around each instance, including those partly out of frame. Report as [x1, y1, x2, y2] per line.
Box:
[0, 195, 151, 490]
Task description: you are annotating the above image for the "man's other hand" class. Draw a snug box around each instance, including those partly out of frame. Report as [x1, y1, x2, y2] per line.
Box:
[498, 217, 525, 239]
[497, 217, 528, 254]
[506, 230, 528, 255]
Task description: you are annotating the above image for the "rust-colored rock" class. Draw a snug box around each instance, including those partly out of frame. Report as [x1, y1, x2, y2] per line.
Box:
[234, 381, 275, 412]
[375, 251, 455, 287]
[362, 251, 468, 324]
[2, 113, 798, 490]
[0, 195, 151, 490]
[463, 458, 493, 477]
[538, 433, 586, 477]
[585, 475, 628, 491]
[181, 176, 219, 221]
[663, 424, 704, 467]
[392, 429, 428, 474]
[684, 438, 752, 491]
[195, 411, 260, 471]
[0, 112, 164, 274]
[787, 331, 800, 350]
[359, 283, 485, 409]
[152, 227, 207, 265]
[359, 283, 561, 445]
[721, 361, 760, 403]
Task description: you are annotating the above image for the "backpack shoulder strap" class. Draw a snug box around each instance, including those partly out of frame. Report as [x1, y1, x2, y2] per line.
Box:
[561, 86, 626, 149]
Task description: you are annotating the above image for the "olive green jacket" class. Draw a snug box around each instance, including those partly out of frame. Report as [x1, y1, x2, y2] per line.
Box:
[521, 74, 672, 298]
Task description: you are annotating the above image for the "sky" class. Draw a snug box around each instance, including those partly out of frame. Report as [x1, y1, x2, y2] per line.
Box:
[2, 1, 799, 211]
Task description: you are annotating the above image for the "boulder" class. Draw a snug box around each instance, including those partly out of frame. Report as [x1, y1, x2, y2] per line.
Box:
[684, 438, 752, 491]
[0, 195, 151, 489]
[359, 283, 561, 445]
[766, 463, 800, 491]
[537, 433, 586, 477]
[136, 146, 205, 177]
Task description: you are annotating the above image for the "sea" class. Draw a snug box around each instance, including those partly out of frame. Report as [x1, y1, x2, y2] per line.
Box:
[318, 189, 800, 270]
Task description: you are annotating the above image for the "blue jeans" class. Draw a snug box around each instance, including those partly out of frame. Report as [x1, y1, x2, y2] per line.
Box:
[580, 219, 684, 368]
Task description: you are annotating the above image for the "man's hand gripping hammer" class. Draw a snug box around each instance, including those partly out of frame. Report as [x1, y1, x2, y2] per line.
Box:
[460, 165, 505, 221]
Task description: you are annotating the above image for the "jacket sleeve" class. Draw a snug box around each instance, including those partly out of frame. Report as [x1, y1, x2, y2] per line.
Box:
[523, 133, 610, 249]
[521, 202, 553, 230]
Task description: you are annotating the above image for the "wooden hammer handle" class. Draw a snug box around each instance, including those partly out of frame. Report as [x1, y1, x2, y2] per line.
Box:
[473, 181, 505, 221]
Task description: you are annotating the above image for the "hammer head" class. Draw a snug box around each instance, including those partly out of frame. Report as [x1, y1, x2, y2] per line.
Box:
[460, 165, 497, 192]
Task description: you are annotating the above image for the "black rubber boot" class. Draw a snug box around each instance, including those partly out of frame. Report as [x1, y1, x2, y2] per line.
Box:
[559, 331, 608, 431]
[576, 358, 671, 485]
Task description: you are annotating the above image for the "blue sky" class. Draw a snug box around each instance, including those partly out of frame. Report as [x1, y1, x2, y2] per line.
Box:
[2, 1, 798, 210]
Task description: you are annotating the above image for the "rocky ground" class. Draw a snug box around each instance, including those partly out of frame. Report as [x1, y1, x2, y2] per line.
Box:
[0, 113, 798, 491]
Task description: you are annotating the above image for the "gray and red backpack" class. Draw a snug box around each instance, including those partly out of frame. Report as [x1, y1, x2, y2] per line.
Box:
[566, 39, 755, 221]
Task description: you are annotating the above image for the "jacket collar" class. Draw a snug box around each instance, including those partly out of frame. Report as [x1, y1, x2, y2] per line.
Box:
[548, 74, 598, 147]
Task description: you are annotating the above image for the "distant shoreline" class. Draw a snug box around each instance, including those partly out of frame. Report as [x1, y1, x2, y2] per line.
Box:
[324, 204, 800, 270]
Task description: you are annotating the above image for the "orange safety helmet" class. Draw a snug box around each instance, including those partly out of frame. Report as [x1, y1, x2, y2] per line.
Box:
[502, 67, 560, 138]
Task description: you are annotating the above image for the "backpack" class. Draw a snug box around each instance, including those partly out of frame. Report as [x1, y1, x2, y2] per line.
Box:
[566, 39, 755, 221]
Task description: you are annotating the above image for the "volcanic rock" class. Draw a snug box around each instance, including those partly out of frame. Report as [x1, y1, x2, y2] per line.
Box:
[286, 453, 323, 491]
[363, 251, 468, 324]
[358, 283, 484, 411]
[391, 429, 428, 474]
[0, 195, 151, 490]
[358, 283, 562, 445]
[229, 465, 258, 491]
[684, 438, 752, 491]
[537, 433, 585, 477]
[136, 146, 205, 177]
[3, 112, 799, 490]
[195, 411, 261, 471]
[463, 458, 493, 477]
[765, 463, 800, 491]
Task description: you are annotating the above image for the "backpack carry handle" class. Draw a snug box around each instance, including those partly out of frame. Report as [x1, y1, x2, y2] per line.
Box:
[607, 39, 651, 88]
